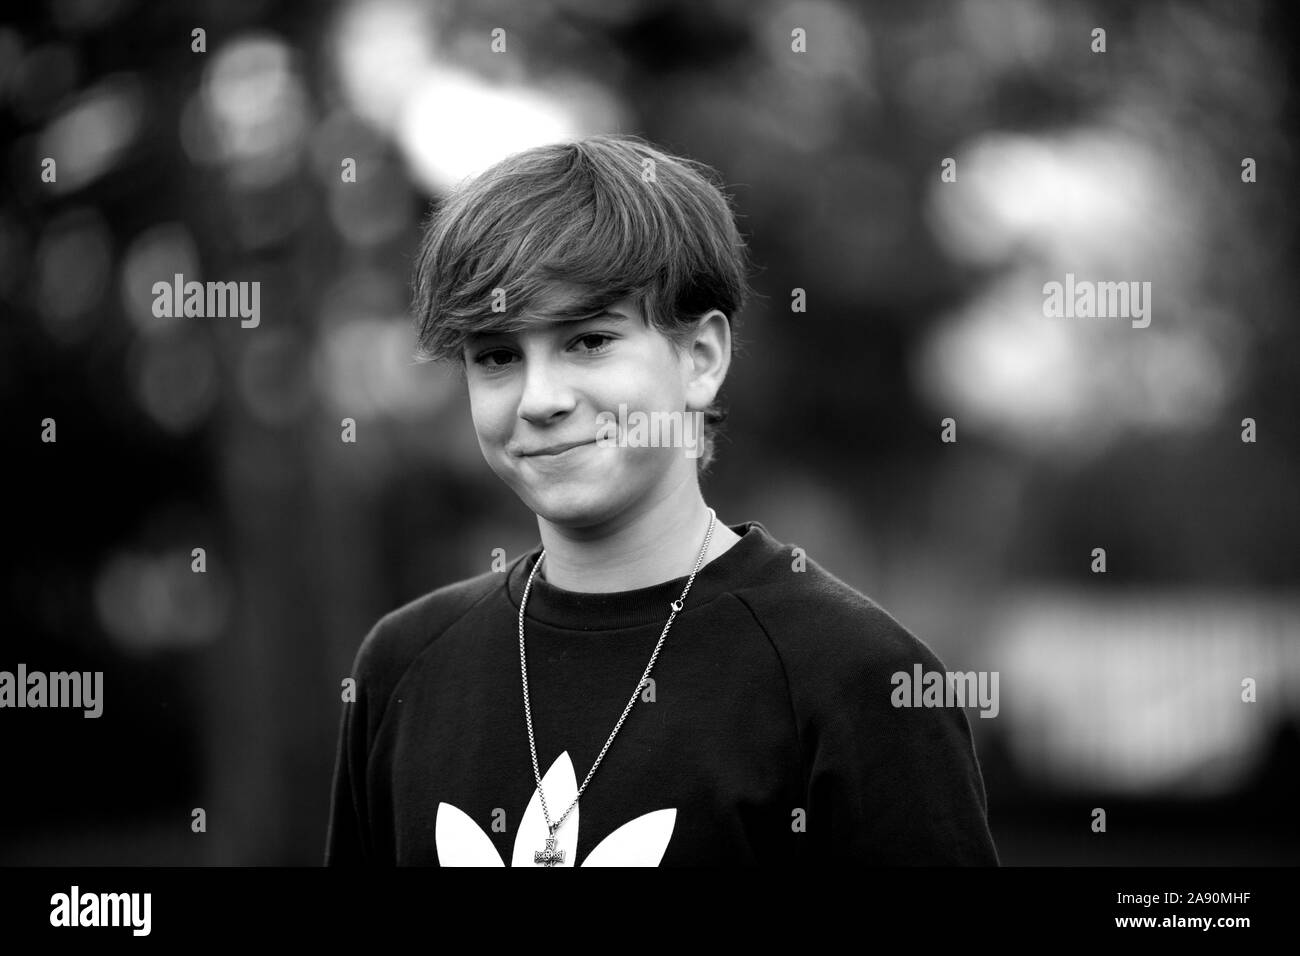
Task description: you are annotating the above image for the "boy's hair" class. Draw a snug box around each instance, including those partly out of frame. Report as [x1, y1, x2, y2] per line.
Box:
[410, 132, 755, 474]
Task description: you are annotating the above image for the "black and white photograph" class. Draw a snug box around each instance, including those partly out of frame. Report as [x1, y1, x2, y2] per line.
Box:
[1, 0, 1296, 938]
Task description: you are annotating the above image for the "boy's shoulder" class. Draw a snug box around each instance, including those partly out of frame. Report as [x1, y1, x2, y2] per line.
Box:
[732, 544, 950, 687]
[348, 564, 504, 691]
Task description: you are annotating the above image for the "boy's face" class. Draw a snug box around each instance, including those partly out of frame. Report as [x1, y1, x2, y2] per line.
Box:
[462, 283, 719, 529]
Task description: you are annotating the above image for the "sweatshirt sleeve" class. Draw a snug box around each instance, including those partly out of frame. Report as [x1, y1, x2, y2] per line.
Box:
[324, 619, 389, 866]
[801, 618, 1000, 865]
[323, 578, 499, 866]
[324, 687, 371, 865]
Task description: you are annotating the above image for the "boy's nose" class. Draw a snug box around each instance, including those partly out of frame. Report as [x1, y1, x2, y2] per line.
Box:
[516, 354, 577, 425]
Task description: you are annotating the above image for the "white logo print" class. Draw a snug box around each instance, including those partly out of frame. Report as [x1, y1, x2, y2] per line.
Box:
[435, 751, 677, 866]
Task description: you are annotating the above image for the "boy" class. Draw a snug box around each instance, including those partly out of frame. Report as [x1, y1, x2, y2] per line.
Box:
[325, 133, 998, 866]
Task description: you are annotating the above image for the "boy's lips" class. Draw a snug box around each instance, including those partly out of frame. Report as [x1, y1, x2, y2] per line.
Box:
[517, 439, 595, 457]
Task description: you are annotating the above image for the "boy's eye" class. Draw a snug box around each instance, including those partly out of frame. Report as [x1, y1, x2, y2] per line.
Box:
[471, 332, 616, 370]
[574, 333, 614, 352]
[476, 349, 514, 368]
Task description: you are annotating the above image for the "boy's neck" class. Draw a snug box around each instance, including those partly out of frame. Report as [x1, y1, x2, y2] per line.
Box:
[535, 489, 742, 594]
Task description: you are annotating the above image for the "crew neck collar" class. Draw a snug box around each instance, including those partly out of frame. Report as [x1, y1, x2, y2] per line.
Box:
[505, 520, 779, 631]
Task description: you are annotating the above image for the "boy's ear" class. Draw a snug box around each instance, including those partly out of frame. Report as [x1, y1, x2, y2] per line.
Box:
[694, 309, 730, 355]
[684, 309, 731, 407]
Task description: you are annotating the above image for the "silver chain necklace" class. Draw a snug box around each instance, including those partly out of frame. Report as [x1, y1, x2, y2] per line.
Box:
[518, 507, 718, 866]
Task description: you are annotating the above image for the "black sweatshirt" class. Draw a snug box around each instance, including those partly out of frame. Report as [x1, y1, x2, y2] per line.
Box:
[325, 520, 999, 866]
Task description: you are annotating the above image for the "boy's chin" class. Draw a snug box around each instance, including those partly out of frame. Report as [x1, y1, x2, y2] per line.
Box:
[518, 484, 625, 530]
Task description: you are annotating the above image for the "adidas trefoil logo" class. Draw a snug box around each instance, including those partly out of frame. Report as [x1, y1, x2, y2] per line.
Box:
[435, 751, 676, 866]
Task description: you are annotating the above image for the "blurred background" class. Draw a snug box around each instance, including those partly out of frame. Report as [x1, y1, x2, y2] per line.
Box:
[2, 0, 1297, 865]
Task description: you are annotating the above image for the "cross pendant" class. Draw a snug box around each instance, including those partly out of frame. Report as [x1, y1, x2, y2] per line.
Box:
[534, 833, 565, 867]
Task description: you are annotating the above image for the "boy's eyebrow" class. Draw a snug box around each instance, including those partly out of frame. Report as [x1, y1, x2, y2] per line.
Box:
[553, 308, 629, 325]
[465, 309, 629, 343]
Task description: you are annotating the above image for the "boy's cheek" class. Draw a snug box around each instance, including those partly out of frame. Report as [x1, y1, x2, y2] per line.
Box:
[468, 406, 513, 454]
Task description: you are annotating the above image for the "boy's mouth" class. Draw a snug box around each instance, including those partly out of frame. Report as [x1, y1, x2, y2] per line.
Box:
[518, 439, 596, 458]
